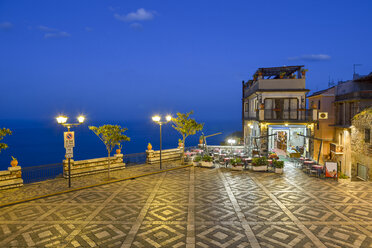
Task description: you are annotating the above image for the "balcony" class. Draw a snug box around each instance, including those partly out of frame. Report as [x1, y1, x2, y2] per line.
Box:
[244, 109, 317, 122]
[330, 143, 343, 154]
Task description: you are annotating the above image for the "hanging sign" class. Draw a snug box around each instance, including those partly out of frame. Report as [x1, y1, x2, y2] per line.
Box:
[64, 132, 75, 148]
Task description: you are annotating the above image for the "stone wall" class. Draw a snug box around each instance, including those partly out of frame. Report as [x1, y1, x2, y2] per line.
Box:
[351, 108, 372, 181]
[146, 148, 182, 164]
[0, 166, 23, 190]
[63, 154, 125, 178]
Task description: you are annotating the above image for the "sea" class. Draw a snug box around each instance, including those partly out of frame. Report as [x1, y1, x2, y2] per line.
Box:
[0, 119, 240, 170]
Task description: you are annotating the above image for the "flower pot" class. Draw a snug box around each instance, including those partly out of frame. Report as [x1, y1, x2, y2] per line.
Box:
[192, 161, 200, 167]
[147, 143, 152, 150]
[231, 165, 243, 171]
[11, 160, 18, 167]
[275, 168, 283, 173]
[116, 149, 121, 154]
[200, 161, 213, 168]
[252, 165, 267, 171]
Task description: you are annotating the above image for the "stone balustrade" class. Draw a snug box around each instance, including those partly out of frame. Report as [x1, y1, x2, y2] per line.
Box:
[63, 154, 125, 178]
[0, 166, 23, 190]
[146, 148, 182, 164]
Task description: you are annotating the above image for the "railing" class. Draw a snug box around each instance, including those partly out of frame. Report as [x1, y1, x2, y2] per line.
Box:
[22, 163, 63, 184]
[263, 109, 312, 121]
[21, 152, 148, 183]
[123, 152, 147, 166]
[330, 143, 343, 154]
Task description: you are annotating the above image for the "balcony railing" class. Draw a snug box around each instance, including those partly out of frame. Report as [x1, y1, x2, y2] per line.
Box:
[244, 109, 317, 122]
[330, 143, 343, 154]
[264, 109, 302, 120]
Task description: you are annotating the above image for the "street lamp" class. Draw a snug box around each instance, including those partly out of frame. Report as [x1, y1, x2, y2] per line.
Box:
[152, 115, 172, 169]
[227, 138, 236, 154]
[56, 115, 85, 188]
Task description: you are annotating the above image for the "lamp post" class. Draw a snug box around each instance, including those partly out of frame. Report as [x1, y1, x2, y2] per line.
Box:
[152, 115, 172, 170]
[56, 115, 85, 188]
[228, 139, 236, 155]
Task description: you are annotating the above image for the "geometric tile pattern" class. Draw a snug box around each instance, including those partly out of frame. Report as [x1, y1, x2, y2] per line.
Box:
[0, 161, 372, 248]
[196, 224, 251, 248]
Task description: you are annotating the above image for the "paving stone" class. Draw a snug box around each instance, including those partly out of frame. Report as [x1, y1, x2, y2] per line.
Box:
[0, 161, 371, 248]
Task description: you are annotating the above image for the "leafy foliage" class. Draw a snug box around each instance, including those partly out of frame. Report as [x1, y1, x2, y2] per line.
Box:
[89, 125, 130, 155]
[202, 154, 213, 162]
[230, 157, 243, 166]
[272, 160, 284, 168]
[193, 155, 202, 162]
[89, 125, 130, 178]
[0, 128, 12, 153]
[252, 156, 268, 166]
[172, 111, 204, 146]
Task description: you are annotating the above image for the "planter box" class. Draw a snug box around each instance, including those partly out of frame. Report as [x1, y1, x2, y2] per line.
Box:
[231, 165, 243, 171]
[193, 161, 200, 167]
[275, 168, 283, 173]
[200, 161, 213, 168]
[252, 165, 267, 171]
[338, 178, 351, 183]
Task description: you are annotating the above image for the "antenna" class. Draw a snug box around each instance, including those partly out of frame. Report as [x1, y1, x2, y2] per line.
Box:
[353, 64, 362, 77]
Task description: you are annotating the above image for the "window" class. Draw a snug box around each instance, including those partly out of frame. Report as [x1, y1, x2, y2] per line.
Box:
[244, 102, 248, 112]
[318, 100, 321, 110]
[365, 129, 370, 143]
[264, 98, 298, 120]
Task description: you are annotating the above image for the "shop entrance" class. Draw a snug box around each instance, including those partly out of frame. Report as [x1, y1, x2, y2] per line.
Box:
[268, 125, 307, 157]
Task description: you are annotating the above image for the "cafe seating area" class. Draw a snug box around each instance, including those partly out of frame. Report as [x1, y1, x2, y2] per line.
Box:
[292, 157, 325, 178]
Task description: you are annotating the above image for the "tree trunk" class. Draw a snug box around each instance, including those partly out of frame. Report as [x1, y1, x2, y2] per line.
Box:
[107, 151, 111, 179]
[181, 136, 186, 164]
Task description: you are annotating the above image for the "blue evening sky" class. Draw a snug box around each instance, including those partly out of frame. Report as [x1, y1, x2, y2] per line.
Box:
[1, 0, 371, 122]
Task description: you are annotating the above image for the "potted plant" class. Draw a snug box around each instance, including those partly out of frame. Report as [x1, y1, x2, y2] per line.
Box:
[11, 156, 18, 167]
[231, 157, 243, 171]
[178, 139, 183, 148]
[338, 172, 351, 182]
[200, 154, 213, 167]
[193, 155, 202, 166]
[147, 143, 152, 150]
[268, 153, 279, 160]
[301, 69, 308, 77]
[252, 157, 268, 171]
[272, 159, 284, 173]
[199, 135, 204, 145]
[116, 144, 122, 154]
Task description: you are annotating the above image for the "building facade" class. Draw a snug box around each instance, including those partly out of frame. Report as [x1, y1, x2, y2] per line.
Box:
[242, 66, 318, 157]
[332, 74, 372, 178]
[307, 87, 336, 164]
[351, 107, 372, 181]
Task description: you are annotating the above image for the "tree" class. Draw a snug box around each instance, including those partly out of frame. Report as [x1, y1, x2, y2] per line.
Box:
[0, 128, 12, 153]
[89, 125, 130, 179]
[172, 111, 204, 162]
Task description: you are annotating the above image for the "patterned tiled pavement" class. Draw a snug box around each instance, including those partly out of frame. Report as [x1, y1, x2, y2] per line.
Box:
[0, 162, 372, 247]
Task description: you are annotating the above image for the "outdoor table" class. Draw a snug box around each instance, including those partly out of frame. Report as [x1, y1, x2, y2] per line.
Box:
[312, 165, 324, 177]
[303, 160, 315, 174]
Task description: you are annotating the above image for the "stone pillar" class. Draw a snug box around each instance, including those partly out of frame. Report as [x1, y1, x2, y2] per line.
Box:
[146, 149, 154, 164]
[114, 153, 124, 163]
[260, 124, 268, 156]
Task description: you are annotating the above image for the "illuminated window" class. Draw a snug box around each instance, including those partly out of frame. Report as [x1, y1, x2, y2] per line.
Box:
[365, 129, 370, 143]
